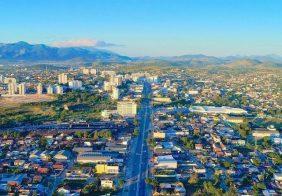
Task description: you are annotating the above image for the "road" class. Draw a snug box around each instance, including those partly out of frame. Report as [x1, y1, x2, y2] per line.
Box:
[0, 121, 119, 132]
[121, 81, 152, 196]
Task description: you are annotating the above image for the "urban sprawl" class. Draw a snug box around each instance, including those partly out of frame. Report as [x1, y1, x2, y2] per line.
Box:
[0, 65, 281, 196]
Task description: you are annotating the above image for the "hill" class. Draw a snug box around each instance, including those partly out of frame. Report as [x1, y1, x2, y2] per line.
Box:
[0, 41, 131, 64]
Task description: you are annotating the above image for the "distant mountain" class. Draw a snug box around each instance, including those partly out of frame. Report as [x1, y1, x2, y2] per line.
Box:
[0, 41, 281, 68]
[0, 41, 131, 63]
[135, 54, 226, 67]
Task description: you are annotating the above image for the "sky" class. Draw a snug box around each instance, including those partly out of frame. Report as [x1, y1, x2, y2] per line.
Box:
[0, 0, 282, 56]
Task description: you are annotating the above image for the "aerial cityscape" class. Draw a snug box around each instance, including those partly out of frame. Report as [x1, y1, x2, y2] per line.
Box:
[0, 1, 281, 196]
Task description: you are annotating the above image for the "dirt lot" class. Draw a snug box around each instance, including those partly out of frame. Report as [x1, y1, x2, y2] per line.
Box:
[0, 94, 55, 108]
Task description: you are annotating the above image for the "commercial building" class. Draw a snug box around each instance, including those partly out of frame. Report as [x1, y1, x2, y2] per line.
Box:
[82, 68, 97, 75]
[95, 164, 119, 174]
[103, 81, 112, 91]
[47, 85, 54, 94]
[54, 150, 71, 161]
[18, 83, 26, 95]
[4, 77, 16, 84]
[111, 87, 119, 100]
[110, 75, 122, 86]
[55, 85, 64, 94]
[8, 82, 16, 95]
[252, 128, 280, 139]
[189, 106, 247, 115]
[77, 152, 111, 164]
[68, 80, 82, 90]
[100, 179, 114, 189]
[58, 73, 68, 84]
[37, 83, 43, 95]
[117, 101, 137, 117]
[101, 110, 117, 119]
[156, 155, 177, 169]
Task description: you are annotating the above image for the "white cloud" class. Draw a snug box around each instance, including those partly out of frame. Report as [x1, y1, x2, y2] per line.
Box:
[51, 39, 119, 48]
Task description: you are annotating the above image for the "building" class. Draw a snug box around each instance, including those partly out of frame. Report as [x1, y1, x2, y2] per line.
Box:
[4, 77, 16, 84]
[156, 155, 177, 169]
[95, 164, 119, 174]
[54, 150, 71, 161]
[103, 81, 112, 91]
[58, 73, 68, 84]
[100, 179, 114, 189]
[252, 127, 280, 139]
[37, 83, 43, 95]
[47, 85, 54, 94]
[222, 115, 244, 124]
[77, 152, 111, 164]
[189, 106, 247, 115]
[117, 101, 137, 117]
[82, 68, 90, 75]
[101, 70, 115, 77]
[110, 75, 122, 86]
[111, 87, 119, 100]
[101, 110, 117, 119]
[55, 85, 64, 94]
[82, 68, 97, 75]
[153, 131, 166, 139]
[69, 80, 82, 90]
[90, 68, 97, 75]
[8, 82, 16, 95]
[153, 97, 171, 103]
[18, 83, 26, 95]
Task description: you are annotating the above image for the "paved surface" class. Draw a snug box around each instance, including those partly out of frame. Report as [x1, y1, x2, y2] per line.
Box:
[121, 81, 152, 196]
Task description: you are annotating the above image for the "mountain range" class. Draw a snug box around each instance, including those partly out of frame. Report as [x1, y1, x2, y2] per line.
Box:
[0, 41, 281, 68]
[0, 41, 131, 63]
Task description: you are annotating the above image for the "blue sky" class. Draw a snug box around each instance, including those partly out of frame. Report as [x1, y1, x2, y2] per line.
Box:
[0, 0, 281, 56]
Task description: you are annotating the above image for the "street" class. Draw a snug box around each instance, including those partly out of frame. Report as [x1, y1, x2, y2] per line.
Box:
[121, 81, 152, 196]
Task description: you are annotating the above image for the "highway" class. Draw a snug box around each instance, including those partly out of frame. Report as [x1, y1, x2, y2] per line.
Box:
[121, 81, 152, 196]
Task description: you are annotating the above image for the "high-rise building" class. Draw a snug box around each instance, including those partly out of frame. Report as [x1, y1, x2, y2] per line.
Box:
[18, 83, 26, 95]
[47, 85, 54, 94]
[83, 68, 97, 75]
[111, 87, 119, 100]
[0, 75, 3, 83]
[90, 68, 97, 75]
[110, 75, 122, 86]
[117, 101, 137, 117]
[103, 81, 112, 91]
[8, 82, 16, 95]
[82, 68, 90, 75]
[56, 85, 64, 94]
[68, 80, 82, 90]
[4, 77, 16, 84]
[37, 83, 43, 95]
[58, 73, 68, 84]
[5, 78, 17, 94]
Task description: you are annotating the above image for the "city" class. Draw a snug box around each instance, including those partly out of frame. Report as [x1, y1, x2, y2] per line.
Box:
[0, 64, 281, 195]
[0, 1, 282, 196]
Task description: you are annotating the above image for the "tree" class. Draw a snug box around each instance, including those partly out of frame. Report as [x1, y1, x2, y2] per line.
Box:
[93, 131, 99, 141]
[39, 137, 48, 149]
[117, 178, 124, 189]
[252, 158, 260, 167]
[181, 137, 194, 150]
[224, 183, 237, 196]
[188, 173, 199, 184]
[145, 178, 158, 187]
[202, 181, 223, 196]
[75, 131, 84, 138]
[222, 161, 231, 169]
[133, 129, 139, 137]
[81, 182, 99, 194]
